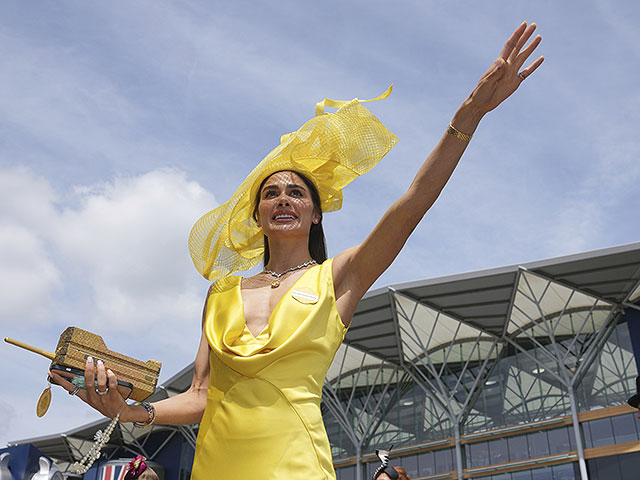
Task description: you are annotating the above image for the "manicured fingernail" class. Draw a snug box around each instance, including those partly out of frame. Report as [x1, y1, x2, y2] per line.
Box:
[107, 369, 113, 375]
[97, 359, 104, 366]
[87, 357, 93, 363]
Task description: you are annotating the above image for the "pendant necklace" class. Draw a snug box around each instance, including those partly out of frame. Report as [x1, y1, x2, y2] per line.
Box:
[263, 260, 317, 288]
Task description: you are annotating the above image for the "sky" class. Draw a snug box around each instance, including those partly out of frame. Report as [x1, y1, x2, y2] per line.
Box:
[1, 0, 639, 450]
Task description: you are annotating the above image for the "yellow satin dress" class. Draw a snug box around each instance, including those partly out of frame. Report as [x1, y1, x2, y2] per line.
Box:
[191, 259, 347, 479]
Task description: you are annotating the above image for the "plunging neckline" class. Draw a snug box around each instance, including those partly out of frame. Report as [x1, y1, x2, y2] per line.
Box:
[238, 264, 319, 339]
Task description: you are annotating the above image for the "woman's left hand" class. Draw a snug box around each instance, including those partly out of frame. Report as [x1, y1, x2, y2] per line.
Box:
[467, 21, 544, 115]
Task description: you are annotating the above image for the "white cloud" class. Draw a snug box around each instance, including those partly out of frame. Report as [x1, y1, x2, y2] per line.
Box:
[0, 168, 61, 324]
[0, 225, 61, 322]
[0, 166, 216, 333]
[0, 166, 58, 229]
[53, 169, 216, 331]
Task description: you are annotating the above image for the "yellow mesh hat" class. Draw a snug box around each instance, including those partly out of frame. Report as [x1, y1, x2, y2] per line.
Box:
[189, 86, 399, 281]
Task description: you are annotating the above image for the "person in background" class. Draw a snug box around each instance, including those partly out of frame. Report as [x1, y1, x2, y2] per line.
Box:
[124, 456, 159, 480]
[375, 466, 411, 480]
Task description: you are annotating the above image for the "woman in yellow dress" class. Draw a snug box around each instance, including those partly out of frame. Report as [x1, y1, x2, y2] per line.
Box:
[51, 22, 543, 479]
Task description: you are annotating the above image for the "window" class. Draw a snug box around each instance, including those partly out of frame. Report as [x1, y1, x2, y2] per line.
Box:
[488, 437, 509, 465]
[551, 463, 576, 480]
[491, 473, 510, 480]
[547, 427, 571, 454]
[400, 455, 418, 478]
[434, 448, 454, 473]
[468, 442, 490, 467]
[512, 470, 533, 480]
[590, 455, 622, 478]
[611, 413, 638, 444]
[337, 465, 356, 480]
[587, 418, 615, 448]
[418, 450, 435, 476]
[508, 435, 530, 462]
[527, 431, 550, 458]
[618, 450, 640, 480]
[530, 466, 554, 479]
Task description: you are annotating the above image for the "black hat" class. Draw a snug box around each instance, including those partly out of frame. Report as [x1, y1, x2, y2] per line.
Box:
[627, 376, 640, 408]
[374, 467, 399, 480]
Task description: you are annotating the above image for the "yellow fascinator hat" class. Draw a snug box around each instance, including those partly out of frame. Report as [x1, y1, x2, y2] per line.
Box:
[189, 86, 399, 281]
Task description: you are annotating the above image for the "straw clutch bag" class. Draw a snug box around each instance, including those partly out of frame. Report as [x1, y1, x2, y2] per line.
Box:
[5, 326, 161, 402]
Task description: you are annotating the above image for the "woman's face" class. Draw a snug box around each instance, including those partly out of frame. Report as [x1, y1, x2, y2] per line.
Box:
[256, 171, 320, 240]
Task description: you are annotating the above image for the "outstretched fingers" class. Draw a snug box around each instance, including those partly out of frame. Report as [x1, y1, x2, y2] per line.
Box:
[515, 34, 542, 69]
[499, 22, 528, 61]
[518, 55, 545, 81]
[508, 23, 538, 63]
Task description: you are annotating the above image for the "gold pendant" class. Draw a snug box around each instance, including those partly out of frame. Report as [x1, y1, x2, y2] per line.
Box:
[37, 383, 52, 417]
[271, 280, 280, 288]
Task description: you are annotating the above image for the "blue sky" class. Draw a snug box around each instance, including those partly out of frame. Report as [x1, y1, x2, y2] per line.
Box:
[1, 0, 639, 449]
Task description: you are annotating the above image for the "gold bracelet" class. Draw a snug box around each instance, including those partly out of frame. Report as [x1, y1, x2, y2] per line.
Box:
[447, 123, 472, 142]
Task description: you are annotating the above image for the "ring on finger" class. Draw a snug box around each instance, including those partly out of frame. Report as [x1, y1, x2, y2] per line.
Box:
[69, 385, 81, 396]
[96, 386, 109, 396]
[518, 72, 526, 80]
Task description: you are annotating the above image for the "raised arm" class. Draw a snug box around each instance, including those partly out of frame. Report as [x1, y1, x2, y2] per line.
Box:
[333, 22, 544, 322]
[50, 285, 214, 426]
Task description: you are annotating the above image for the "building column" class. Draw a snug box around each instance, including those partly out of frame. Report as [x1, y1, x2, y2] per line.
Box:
[454, 422, 464, 480]
[568, 387, 589, 480]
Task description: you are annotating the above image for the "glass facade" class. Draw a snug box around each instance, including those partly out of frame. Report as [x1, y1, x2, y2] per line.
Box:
[587, 451, 640, 479]
[582, 412, 640, 448]
[330, 317, 640, 479]
[338, 456, 640, 480]
[472, 463, 580, 480]
[463, 426, 578, 469]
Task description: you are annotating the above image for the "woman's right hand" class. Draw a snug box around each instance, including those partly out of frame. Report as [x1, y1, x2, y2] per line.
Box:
[49, 356, 137, 422]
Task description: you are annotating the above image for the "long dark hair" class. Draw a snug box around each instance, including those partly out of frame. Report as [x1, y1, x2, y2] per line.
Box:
[253, 170, 328, 266]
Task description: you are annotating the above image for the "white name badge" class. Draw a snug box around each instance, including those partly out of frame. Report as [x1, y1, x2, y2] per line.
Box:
[291, 288, 319, 304]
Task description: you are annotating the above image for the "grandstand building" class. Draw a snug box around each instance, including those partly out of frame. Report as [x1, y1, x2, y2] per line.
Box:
[9, 242, 640, 480]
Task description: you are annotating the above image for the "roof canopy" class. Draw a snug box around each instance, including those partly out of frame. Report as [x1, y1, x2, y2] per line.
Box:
[347, 242, 640, 365]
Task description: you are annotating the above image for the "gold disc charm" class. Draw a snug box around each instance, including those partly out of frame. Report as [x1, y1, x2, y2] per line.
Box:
[37, 384, 52, 417]
[271, 280, 280, 288]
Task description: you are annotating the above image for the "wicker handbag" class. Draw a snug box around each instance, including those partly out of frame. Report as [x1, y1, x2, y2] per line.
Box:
[5, 326, 161, 401]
